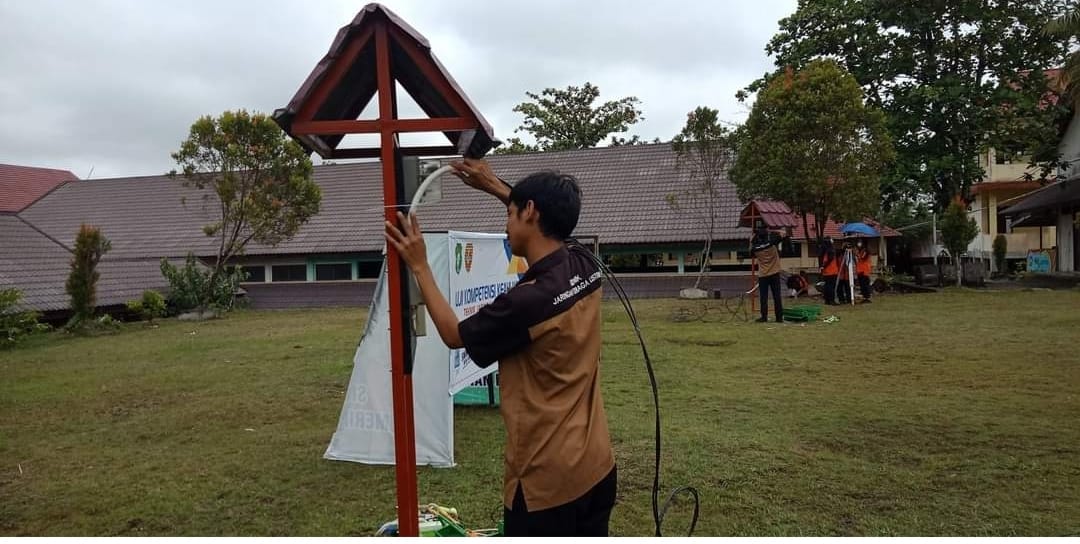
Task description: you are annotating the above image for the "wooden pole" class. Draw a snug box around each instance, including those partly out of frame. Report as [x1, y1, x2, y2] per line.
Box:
[376, 22, 420, 537]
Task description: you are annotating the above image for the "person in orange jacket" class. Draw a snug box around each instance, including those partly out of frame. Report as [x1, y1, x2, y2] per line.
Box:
[855, 240, 873, 303]
[836, 241, 853, 304]
[819, 238, 839, 305]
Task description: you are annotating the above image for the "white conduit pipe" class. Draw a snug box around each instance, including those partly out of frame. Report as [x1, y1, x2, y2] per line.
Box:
[409, 164, 456, 211]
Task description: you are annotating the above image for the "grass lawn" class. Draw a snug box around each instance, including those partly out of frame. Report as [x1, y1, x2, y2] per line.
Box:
[2, 289, 1079, 536]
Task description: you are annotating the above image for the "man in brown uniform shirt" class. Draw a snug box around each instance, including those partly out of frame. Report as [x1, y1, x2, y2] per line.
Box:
[751, 226, 787, 323]
[384, 159, 617, 537]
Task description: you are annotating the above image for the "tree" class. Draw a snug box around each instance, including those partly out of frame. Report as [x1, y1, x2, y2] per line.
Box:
[495, 82, 644, 154]
[730, 60, 893, 248]
[171, 110, 320, 309]
[940, 197, 980, 286]
[754, 0, 1073, 211]
[1045, 5, 1080, 107]
[667, 107, 736, 290]
[65, 224, 111, 327]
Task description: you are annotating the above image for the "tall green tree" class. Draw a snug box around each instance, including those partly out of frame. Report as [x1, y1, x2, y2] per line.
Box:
[171, 110, 320, 309]
[496, 82, 644, 154]
[1045, 5, 1080, 107]
[667, 107, 737, 290]
[753, 0, 1073, 210]
[730, 60, 893, 246]
[65, 224, 111, 327]
[940, 197, 980, 286]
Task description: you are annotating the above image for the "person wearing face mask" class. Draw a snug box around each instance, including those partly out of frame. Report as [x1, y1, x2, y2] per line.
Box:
[837, 241, 853, 304]
[855, 240, 873, 303]
[819, 237, 839, 305]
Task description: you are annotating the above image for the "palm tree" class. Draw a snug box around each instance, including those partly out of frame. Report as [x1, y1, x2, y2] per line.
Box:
[1046, 7, 1080, 106]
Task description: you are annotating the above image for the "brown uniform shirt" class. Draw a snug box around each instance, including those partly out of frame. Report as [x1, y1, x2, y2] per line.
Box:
[458, 246, 615, 512]
[753, 233, 783, 277]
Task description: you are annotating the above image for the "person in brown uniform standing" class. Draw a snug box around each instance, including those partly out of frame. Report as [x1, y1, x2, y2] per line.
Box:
[384, 159, 616, 537]
[751, 226, 787, 323]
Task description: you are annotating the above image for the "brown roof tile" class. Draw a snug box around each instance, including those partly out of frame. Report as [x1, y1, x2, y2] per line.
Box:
[791, 214, 901, 240]
[19, 143, 753, 260]
[273, 3, 498, 158]
[0, 164, 78, 213]
[739, 199, 798, 229]
[0, 215, 168, 312]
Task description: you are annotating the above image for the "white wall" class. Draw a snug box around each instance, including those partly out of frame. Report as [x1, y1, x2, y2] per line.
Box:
[1059, 112, 1080, 180]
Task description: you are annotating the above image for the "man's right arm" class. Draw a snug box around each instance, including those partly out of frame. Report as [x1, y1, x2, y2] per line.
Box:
[449, 158, 511, 205]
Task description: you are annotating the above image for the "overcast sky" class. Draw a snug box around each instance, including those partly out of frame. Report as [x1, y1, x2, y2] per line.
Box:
[0, 0, 796, 179]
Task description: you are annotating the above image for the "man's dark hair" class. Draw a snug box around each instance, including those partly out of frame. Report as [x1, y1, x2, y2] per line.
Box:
[509, 171, 582, 239]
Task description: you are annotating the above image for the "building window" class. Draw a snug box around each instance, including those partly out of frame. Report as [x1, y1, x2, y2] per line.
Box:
[315, 262, 352, 281]
[241, 265, 266, 283]
[271, 264, 307, 282]
[357, 261, 382, 279]
[995, 144, 1025, 165]
[781, 241, 801, 258]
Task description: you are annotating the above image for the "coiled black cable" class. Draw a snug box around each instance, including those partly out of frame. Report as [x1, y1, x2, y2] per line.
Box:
[568, 240, 700, 537]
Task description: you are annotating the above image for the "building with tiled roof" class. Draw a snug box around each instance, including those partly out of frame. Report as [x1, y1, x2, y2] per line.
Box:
[3, 143, 899, 314]
[0, 164, 78, 213]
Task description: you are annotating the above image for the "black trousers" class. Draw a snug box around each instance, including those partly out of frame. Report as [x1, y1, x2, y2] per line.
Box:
[823, 275, 837, 304]
[837, 278, 851, 303]
[858, 274, 872, 300]
[504, 466, 617, 537]
[759, 274, 783, 320]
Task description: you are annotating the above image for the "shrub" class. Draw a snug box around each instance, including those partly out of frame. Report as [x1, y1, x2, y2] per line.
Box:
[126, 290, 167, 324]
[65, 225, 111, 329]
[95, 314, 121, 330]
[160, 253, 244, 313]
[1, 288, 50, 348]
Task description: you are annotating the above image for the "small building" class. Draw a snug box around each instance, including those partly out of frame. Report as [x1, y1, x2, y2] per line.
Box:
[967, 68, 1073, 270]
[1000, 176, 1080, 273]
[968, 149, 1056, 267]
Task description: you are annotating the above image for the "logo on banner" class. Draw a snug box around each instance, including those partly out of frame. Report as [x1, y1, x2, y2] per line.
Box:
[454, 243, 463, 274]
[464, 243, 474, 273]
[503, 239, 528, 279]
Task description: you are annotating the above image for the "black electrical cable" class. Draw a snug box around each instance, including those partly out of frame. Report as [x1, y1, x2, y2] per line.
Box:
[568, 241, 700, 537]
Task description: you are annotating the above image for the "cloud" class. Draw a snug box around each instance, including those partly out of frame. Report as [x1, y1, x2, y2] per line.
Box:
[0, 0, 794, 178]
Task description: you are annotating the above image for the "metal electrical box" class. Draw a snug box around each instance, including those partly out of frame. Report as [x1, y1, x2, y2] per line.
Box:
[402, 157, 443, 207]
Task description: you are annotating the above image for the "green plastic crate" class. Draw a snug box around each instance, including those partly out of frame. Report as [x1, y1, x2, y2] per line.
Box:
[782, 304, 823, 322]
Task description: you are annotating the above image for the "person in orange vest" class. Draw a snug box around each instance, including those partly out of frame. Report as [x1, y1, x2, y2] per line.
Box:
[836, 241, 853, 304]
[819, 238, 839, 305]
[855, 240, 873, 303]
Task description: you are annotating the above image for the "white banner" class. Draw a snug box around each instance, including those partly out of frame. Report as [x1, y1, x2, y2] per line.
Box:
[447, 231, 527, 394]
[325, 233, 455, 467]
[325, 231, 524, 467]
